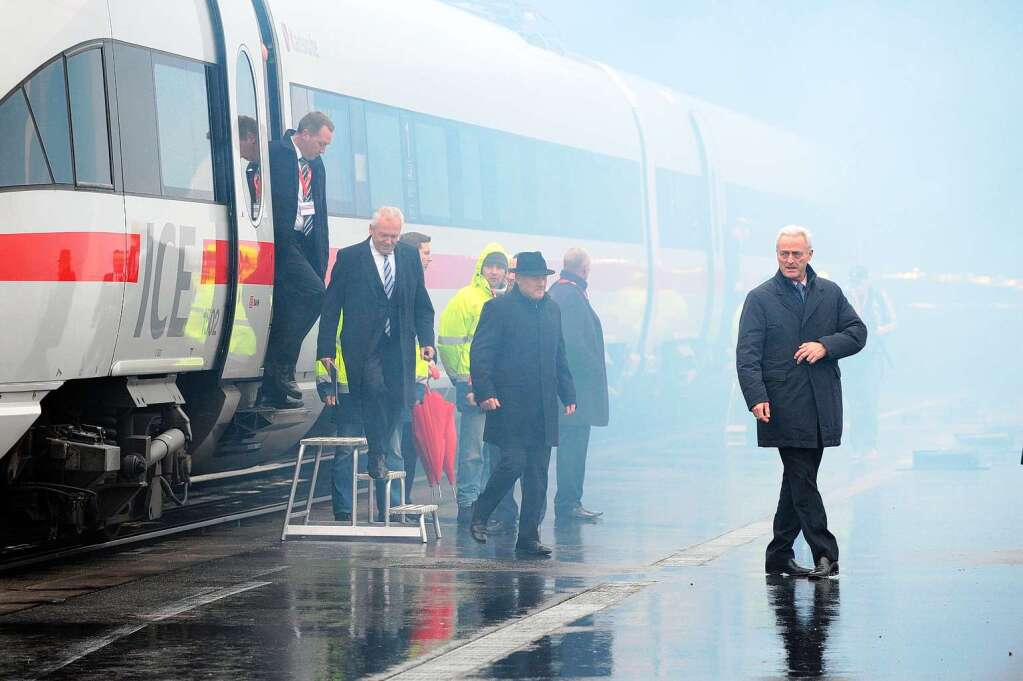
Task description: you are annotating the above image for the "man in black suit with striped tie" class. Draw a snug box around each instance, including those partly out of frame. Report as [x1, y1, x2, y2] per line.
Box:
[318, 206, 435, 480]
[260, 111, 334, 408]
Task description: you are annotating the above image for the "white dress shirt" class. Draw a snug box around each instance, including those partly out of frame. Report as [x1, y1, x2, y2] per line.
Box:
[369, 240, 394, 293]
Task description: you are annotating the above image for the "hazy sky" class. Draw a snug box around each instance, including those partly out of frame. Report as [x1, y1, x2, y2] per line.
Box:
[527, 0, 1022, 274]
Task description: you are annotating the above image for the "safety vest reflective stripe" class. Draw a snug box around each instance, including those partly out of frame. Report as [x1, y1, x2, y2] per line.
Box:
[314, 376, 350, 393]
[438, 334, 472, 345]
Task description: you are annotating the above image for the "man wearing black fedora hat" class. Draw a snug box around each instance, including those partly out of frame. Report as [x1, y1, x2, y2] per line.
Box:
[468, 251, 577, 556]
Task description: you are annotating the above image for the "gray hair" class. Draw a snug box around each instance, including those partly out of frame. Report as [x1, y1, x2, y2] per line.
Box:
[371, 205, 405, 228]
[562, 247, 590, 275]
[776, 224, 813, 249]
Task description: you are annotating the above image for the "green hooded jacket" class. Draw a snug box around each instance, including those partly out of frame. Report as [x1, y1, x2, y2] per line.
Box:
[437, 243, 509, 383]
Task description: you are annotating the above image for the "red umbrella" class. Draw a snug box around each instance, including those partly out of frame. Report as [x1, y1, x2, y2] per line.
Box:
[442, 405, 456, 487]
[412, 384, 456, 496]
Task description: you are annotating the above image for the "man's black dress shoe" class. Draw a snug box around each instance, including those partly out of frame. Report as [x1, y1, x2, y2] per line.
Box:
[468, 502, 488, 544]
[256, 389, 303, 409]
[808, 556, 839, 579]
[514, 541, 553, 556]
[274, 363, 301, 400]
[334, 512, 352, 522]
[765, 559, 813, 577]
[561, 506, 601, 522]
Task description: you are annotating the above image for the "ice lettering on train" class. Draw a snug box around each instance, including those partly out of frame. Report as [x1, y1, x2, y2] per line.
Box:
[133, 222, 199, 339]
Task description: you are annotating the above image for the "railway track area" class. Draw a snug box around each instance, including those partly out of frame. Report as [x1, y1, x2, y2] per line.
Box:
[0, 460, 330, 576]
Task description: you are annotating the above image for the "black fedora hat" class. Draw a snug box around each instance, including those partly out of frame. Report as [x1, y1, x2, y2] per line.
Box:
[510, 251, 555, 276]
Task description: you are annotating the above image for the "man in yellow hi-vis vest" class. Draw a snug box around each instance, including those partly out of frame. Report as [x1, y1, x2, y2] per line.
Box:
[438, 243, 518, 529]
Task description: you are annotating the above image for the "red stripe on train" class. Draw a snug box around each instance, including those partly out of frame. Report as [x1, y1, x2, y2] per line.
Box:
[0, 232, 140, 282]
[200, 240, 275, 285]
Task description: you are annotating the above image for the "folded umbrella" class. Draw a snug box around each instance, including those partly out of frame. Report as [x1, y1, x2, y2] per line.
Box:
[412, 385, 456, 496]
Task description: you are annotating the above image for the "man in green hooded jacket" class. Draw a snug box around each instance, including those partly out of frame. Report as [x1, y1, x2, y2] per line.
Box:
[438, 244, 518, 528]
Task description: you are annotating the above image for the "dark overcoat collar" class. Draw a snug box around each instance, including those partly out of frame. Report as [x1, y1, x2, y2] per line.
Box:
[772, 264, 822, 324]
[558, 270, 588, 290]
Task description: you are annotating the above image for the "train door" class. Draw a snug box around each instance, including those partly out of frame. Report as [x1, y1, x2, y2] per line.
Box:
[106, 2, 231, 377]
[213, 1, 276, 382]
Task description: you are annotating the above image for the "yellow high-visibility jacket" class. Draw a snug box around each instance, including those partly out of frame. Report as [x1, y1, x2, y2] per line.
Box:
[438, 242, 509, 383]
[414, 341, 429, 383]
[315, 312, 350, 401]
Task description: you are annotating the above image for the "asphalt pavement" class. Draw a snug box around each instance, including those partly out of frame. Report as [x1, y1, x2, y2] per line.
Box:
[1, 415, 1020, 680]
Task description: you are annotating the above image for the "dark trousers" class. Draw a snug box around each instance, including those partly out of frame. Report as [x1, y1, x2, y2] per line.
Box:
[358, 335, 403, 470]
[554, 424, 591, 515]
[766, 441, 840, 566]
[476, 444, 551, 545]
[265, 242, 325, 368]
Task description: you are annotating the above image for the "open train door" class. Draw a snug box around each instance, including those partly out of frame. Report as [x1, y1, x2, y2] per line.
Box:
[207, 0, 276, 383]
[177, 0, 283, 472]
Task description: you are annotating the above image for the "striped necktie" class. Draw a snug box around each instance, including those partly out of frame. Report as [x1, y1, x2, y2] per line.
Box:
[382, 254, 394, 335]
[793, 281, 806, 303]
[299, 159, 314, 236]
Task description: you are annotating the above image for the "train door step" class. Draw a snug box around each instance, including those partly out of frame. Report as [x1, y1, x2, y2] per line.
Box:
[231, 405, 310, 433]
[217, 405, 312, 456]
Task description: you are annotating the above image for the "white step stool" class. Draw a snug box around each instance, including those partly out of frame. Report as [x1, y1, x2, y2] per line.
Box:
[281, 436, 441, 543]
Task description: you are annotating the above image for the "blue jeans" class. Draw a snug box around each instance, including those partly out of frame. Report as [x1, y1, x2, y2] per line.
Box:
[554, 424, 592, 515]
[454, 392, 517, 524]
[331, 419, 403, 518]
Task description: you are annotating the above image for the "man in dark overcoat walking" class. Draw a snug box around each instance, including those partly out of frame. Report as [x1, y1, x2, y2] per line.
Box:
[317, 206, 435, 480]
[468, 252, 577, 556]
[548, 248, 608, 522]
[261, 111, 334, 408]
[737, 226, 866, 579]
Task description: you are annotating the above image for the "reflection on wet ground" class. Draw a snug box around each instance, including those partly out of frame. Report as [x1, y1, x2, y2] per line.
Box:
[1, 423, 1020, 680]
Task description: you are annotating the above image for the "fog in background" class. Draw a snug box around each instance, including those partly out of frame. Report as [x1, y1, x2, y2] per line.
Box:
[515, 0, 1022, 443]
[528, 0, 1020, 273]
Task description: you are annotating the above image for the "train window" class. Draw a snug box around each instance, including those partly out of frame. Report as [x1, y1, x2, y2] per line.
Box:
[0, 90, 51, 186]
[152, 53, 215, 201]
[535, 142, 568, 230]
[112, 43, 161, 195]
[455, 125, 484, 225]
[236, 51, 262, 222]
[24, 59, 72, 184]
[493, 133, 530, 233]
[657, 168, 709, 249]
[311, 90, 355, 216]
[365, 104, 404, 211]
[414, 117, 450, 223]
[594, 154, 635, 241]
[67, 48, 113, 187]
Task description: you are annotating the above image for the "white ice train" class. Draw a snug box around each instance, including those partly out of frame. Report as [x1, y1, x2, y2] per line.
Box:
[0, 0, 831, 539]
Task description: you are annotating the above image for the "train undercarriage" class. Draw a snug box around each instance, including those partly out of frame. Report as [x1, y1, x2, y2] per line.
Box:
[1, 377, 194, 544]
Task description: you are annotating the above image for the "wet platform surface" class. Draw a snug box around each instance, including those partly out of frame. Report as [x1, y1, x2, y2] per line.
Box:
[1, 418, 1020, 680]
